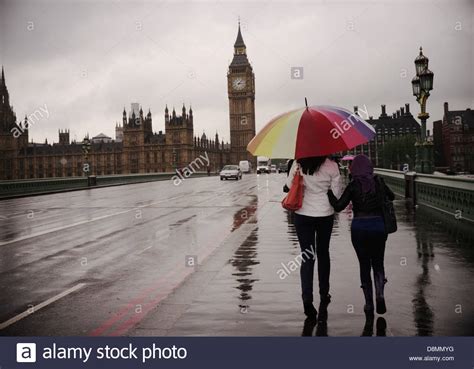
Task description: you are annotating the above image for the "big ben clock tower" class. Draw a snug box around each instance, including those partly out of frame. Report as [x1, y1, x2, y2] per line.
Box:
[228, 22, 256, 166]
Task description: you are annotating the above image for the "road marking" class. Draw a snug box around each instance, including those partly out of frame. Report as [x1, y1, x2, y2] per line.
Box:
[0, 183, 256, 247]
[0, 283, 86, 330]
[140, 245, 153, 253]
[0, 194, 188, 247]
[0, 209, 134, 247]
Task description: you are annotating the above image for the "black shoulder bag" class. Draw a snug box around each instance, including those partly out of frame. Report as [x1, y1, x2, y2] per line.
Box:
[376, 176, 397, 234]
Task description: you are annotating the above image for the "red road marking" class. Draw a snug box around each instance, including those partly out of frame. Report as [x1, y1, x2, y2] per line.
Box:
[109, 235, 224, 336]
[90, 209, 255, 336]
[109, 267, 192, 336]
[89, 267, 179, 336]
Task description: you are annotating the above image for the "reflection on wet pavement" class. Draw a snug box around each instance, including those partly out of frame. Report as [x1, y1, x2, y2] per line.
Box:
[231, 195, 258, 232]
[231, 229, 260, 313]
[413, 228, 435, 336]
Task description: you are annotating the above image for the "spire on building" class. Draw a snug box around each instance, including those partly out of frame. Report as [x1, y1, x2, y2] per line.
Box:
[234, 20, 245, 49]
[0, 66, 13, 133]
[230, 21, 250, 66]
[1, 65, 9, 99]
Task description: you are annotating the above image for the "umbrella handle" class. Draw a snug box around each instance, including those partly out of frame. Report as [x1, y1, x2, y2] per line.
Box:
[305, 97, 308, 109]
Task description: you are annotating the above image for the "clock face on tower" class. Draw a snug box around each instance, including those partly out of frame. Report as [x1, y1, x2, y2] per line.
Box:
[232, 77, 246, 91]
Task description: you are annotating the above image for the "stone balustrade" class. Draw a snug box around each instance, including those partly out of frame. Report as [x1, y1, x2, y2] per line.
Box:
[375, 168, 474, 223]
[0, 172, 214, 199]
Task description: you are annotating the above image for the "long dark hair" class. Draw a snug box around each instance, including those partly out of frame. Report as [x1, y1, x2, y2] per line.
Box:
[296, 156, 327, 175]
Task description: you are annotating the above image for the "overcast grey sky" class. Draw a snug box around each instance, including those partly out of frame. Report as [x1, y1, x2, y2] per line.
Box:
[1, 0, 473, 144]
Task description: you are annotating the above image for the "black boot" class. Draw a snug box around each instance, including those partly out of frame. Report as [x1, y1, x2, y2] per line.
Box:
[302, 318, 317, 336]
[317, 300, 329, 323]
[376, 317, 387, 336]
[320, 293, 332, 305]
[361, 284, 374, 315]
[362, 313, 374, 336]
[374, 274, 387, 315]
[303, 301, 317, 319]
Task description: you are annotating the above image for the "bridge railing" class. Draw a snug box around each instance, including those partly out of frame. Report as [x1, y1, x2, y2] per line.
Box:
[373, 168, 405, 197]
[0, 177, 88, 198]
[0, 171, 213, 199]
[374, 169, 474, 223]
[414, 173, 474, 223]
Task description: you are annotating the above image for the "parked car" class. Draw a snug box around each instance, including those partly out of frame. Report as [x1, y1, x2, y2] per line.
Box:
[220, 165, 242, 180]
[270, 164, 277, 173]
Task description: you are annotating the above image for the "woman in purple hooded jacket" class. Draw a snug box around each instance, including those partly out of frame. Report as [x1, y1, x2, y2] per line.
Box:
[327, 154, 394, 317]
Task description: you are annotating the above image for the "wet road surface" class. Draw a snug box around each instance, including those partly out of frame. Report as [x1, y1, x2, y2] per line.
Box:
[0, 174, 473, 336]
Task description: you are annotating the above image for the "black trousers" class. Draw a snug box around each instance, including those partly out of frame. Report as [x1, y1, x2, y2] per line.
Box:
[294, 213, 334, 302]
[350, 216, 387, 292]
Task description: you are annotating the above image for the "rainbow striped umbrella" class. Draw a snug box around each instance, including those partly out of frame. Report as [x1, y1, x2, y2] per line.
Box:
[247, 104, 375, 159]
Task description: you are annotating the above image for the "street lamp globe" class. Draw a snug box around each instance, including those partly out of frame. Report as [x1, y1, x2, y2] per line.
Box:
[411, 75, 421, 97]
[419, 68, 434, 92]
[414, 47, 429, 76]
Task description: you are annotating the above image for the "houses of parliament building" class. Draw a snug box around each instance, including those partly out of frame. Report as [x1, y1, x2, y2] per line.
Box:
[0, 23, 256, 180]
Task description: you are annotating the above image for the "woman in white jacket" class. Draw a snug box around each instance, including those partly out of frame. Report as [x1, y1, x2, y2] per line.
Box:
[286, 156, 341, 319]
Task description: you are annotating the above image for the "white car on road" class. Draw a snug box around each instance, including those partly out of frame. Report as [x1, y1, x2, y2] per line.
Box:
[220, 165, 242, 180]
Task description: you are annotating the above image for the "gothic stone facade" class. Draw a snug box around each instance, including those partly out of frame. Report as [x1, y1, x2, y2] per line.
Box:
[0, 25, 258, 181]
[0, 63, 230, 180]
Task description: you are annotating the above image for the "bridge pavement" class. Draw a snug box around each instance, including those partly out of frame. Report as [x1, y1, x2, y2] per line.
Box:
[0, 174, 473, 336]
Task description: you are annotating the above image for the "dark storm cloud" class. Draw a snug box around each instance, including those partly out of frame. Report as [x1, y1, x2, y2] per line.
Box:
[1, 0, 473, 143]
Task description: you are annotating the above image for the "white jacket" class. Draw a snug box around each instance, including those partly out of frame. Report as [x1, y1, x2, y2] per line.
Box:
[286, 158, 342, 217]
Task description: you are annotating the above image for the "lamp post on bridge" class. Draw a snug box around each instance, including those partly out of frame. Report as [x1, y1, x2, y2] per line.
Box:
[411, 47, 434, 173]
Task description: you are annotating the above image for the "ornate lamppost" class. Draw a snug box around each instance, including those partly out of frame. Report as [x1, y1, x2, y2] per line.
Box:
[411, 47, 434, 173]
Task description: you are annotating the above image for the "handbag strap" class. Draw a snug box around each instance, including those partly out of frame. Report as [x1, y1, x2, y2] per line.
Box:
[293, 163, 304, 187]
[295, 162, 301, 174]
[375, 175, 387, 207]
